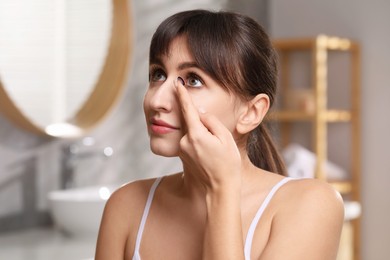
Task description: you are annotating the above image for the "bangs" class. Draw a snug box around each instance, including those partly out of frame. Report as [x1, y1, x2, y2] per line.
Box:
[149, 10, 244, 95]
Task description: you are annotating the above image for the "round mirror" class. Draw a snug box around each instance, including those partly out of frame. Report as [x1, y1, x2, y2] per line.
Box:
[0, 0, 132, 138]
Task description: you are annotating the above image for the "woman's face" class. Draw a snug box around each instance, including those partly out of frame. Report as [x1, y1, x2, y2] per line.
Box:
[144, 36, 243, 157]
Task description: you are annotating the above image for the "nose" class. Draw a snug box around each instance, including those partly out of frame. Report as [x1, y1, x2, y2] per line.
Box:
[147, 79, 176, 112]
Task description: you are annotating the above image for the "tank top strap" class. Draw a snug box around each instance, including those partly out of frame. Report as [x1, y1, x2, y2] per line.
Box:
[244, 177, 293, 260]
[132, 176, 163, 260]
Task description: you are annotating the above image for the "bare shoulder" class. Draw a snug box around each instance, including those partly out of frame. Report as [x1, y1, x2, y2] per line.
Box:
[259, 178, 345, 259]
[103, 177, 158, 229]
[95, 177, 158, 260]
[274, 178, 345, 226]
[281, 178, 344, 214]
[108, 178, 157, 209]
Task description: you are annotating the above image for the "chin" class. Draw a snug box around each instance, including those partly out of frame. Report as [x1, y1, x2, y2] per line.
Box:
[150, 143, 179, 157]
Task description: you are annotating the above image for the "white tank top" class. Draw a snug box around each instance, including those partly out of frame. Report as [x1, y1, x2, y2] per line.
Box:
[132, 176, 292, 260]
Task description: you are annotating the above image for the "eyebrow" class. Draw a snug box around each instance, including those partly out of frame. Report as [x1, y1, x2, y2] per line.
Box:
[150, 57, 200, 71]
[177, 62, 200, 71]
[149, 57, 164, 67]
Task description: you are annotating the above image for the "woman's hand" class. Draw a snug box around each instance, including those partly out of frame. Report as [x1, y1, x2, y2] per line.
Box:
[175, 77, 245, 260]
[175, 77, 242, 192]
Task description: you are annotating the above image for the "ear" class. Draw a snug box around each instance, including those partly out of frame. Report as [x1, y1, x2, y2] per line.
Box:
[236, 94, 270, 134]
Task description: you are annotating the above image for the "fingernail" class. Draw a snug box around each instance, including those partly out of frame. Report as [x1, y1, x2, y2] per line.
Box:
[177, 77, 185, 86]
[198, 106, 206, 114]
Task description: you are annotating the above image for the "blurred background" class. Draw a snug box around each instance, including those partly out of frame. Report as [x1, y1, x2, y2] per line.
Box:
[0, 0, 389, 259]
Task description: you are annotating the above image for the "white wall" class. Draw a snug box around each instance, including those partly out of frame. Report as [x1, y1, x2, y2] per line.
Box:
[270, 0, 390, 259]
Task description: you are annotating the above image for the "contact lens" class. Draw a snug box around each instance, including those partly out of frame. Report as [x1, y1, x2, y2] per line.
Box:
[177, 77, 185, 85]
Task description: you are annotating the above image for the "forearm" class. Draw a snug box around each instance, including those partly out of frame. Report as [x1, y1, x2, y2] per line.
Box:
[203, 187, 244, 260]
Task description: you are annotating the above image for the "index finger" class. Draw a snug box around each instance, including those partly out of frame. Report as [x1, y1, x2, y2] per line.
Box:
[175, 77, 206, 134]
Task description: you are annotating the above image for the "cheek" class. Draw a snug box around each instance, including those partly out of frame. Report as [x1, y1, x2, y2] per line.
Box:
[190, 97, 206, 114]
[191, 94, 238, 132]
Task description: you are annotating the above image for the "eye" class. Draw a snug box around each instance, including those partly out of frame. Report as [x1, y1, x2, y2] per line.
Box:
[185, 73, 204, 88]
[149, 68, 166, 82]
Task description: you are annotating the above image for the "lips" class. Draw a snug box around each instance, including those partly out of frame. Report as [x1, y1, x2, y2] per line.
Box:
[150, 118, 179, 134]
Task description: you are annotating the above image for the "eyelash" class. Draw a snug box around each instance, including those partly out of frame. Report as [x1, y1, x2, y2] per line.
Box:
[149, 67, 166, 82]
[149, 67, 205, 88]
[185, 71, 204, 88]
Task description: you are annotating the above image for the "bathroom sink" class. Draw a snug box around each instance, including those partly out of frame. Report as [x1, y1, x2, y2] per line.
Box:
[48, 185, 118, 237]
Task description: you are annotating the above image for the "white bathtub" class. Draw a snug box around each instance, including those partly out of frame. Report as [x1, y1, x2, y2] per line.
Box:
[48, 185, 119, 237]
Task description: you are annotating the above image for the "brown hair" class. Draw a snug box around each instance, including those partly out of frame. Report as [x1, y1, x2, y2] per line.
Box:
[149, 10, 286, 175]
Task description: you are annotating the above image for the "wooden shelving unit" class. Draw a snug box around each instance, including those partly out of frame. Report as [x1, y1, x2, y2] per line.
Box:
[270, 35, 361, 260]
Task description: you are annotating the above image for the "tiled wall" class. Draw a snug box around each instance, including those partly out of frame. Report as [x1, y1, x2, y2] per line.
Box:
[0, 0, 268, 232]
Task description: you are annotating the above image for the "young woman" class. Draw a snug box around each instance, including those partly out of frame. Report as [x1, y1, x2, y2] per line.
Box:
[95, 10, 344, 260]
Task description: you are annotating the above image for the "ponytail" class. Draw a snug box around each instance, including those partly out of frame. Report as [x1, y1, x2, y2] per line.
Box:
[247, 124, 286, 176]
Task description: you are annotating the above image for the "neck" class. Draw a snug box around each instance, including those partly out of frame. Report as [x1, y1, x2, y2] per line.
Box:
[179, 150, 258, 200]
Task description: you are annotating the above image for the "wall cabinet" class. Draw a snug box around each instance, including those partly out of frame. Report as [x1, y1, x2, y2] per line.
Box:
[270, 35, 361, 260]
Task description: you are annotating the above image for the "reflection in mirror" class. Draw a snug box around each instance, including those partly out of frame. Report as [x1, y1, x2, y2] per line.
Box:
[0, 0, 131, 138]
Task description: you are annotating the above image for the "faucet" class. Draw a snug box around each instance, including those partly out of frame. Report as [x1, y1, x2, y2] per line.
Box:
[60, 137, 113, 189]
